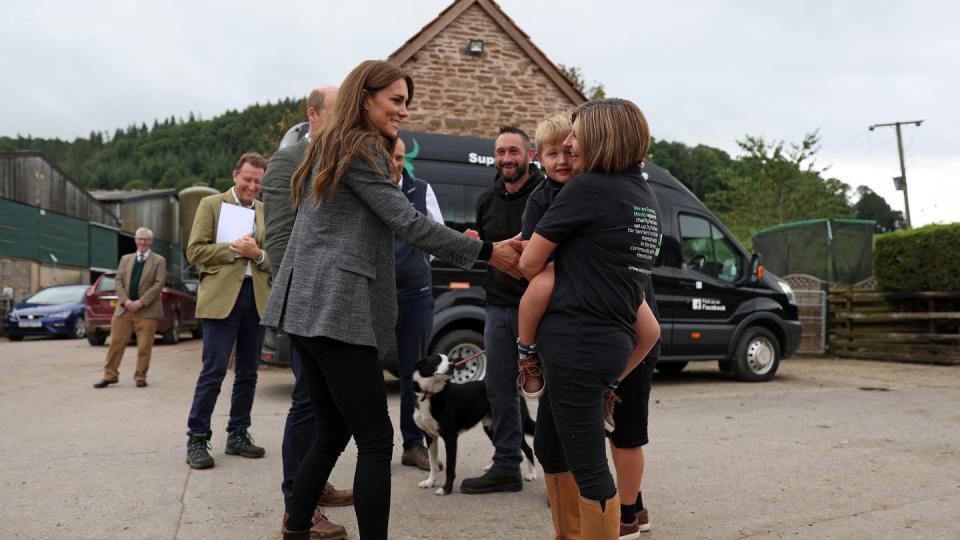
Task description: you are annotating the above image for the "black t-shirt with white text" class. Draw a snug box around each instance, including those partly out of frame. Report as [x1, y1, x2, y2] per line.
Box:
[521, 177, 565, 240]
[534, 164, 661, 373]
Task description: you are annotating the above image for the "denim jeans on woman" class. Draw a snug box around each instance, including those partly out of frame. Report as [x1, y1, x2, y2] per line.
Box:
[286, 335, 394, 539]
[533, 360, 622, 503]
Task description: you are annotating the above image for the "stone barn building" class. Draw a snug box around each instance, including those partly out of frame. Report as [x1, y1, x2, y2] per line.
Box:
[388, 0, 586, 138]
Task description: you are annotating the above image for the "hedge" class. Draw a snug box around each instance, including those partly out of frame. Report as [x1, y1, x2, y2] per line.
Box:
[874, 223, 960, 291]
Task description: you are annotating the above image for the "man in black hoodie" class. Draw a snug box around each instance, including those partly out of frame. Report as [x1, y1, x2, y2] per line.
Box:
[461, 126, 545, 494]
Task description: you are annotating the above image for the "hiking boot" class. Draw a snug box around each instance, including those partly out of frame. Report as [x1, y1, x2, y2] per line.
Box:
[318, 482, 354, 507]
[603, 389, 621, 433]
[517, 355, 545, 399]
[282, 508, 348, 540]
[225, 429, 265, 458]
[460, 469, 522, 494]
[186, 435, 214, 469]
[401, 445, 434, 471]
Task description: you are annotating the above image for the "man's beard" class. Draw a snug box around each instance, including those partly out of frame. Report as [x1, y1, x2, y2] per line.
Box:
[497, 160, 528, 183]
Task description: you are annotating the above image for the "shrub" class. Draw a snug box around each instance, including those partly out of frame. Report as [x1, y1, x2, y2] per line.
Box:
[874, 223, 960, 291]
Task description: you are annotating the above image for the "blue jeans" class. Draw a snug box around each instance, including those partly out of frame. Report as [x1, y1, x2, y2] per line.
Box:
[281, 343, 313, 513]
[483, 305, 523, 475]
[396, 294, 434, 449]
[186, 279, 264, 439]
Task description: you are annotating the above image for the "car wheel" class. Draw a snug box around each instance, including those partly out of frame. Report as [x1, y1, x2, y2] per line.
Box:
[87, 331, 106, 346]
[8, 335, 24, 342]
[162, 313, 181, 345]
[732, 327, 780, 382]
[655, 361, 688, 375]
[431, 329, 485, 384]
[73, 316, 86, 339]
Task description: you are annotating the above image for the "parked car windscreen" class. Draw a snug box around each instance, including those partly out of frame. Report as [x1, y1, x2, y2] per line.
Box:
[96, 275, 116, 293]
[25, 285, 87, 304]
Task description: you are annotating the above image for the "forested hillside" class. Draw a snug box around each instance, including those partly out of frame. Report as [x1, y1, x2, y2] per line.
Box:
[0, 101, 902, 246]
[0, 98, 304, 192]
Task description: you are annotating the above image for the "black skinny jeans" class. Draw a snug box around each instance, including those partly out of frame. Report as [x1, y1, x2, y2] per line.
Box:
[533, 361, 621, 504]
[287, 335, 394, 539]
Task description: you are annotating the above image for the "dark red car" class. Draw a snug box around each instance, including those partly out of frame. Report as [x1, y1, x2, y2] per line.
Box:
[84, 272, 201, 345]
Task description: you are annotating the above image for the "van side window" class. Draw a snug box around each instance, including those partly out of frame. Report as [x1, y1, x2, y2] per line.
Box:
[429, 183, 464, 231]
[678, 214, 742, 283]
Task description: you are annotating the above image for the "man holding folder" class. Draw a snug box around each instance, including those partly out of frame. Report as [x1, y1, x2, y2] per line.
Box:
[184, 152, 272, 470]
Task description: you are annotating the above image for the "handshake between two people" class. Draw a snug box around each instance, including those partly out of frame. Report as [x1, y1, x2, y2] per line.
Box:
[466, 229, 526, 280]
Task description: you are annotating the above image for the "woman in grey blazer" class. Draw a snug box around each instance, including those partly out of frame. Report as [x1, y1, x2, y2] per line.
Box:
[264, 60, 522, 540]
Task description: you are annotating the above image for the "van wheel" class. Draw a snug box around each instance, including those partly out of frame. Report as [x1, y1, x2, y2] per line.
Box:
[733, 327, 780, 382]
[162, 314, 181, 345]
[432, 329, 485, 384]
[87, 331, 106, 346]
[655, 361, 687, 375]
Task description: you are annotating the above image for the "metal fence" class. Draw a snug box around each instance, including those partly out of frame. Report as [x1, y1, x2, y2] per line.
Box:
[784, 274, 828, 354]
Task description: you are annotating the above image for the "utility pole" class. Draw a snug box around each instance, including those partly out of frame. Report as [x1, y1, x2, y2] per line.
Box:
[869, 119, 923, 229]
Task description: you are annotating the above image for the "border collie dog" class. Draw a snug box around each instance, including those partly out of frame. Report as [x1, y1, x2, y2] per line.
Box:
[412, 353, 537, 495]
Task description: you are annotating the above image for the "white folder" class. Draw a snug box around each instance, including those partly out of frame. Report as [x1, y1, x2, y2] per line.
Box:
[216, 202, 255, 243]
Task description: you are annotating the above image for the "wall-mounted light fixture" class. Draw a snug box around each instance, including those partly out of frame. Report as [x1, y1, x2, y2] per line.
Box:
[467, 39, 484, 55]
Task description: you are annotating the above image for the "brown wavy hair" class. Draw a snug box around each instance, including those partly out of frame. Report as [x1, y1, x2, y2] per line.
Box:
[570, 98, 650, 174]
[291, 60, 414, 206]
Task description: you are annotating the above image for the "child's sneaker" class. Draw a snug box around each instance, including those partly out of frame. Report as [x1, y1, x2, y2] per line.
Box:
[517, 355, 544, 399]
[516, 340, 544, 399]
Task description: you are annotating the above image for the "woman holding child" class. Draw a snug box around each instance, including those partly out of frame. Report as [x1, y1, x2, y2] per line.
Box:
[519, 99, 662, 539]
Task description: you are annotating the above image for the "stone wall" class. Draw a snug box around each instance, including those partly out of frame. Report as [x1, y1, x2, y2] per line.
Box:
[397, 4, 579, 138]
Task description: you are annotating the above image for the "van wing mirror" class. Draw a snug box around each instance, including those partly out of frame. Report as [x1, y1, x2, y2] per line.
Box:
[747, 253, 764, 283]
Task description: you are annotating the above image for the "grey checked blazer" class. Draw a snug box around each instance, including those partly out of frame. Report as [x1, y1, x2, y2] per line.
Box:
[261, 149, 482, 357]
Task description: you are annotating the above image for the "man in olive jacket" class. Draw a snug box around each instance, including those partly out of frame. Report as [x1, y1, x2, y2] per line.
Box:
[93, 227, 166, 389]
[184, 152, 272, 470]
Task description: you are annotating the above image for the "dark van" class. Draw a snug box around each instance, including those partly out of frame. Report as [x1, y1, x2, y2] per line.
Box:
[261, 128, 801, 383]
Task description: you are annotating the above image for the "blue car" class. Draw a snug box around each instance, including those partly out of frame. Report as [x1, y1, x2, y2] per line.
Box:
[4, 284, 89, 341]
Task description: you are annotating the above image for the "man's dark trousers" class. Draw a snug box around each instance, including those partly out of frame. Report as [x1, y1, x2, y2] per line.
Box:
[186, 279, 264, 438]
[483, 305, 523, 474]
[396, 294, 434, 449]
[281, 343, 313, 512]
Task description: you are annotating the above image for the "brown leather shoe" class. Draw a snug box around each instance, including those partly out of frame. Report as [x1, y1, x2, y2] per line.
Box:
[401, 445, 432, 471]
[317, 482, 353, 507]
[282, 509, 348, 540]
[517, 355, 544, 399]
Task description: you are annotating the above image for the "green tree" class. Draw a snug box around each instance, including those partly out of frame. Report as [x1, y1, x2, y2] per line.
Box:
[853, 186, 904, 233]
[648, 139, 732, 201]
[706, 131, 853, 247]
[557, 64, 606, 100]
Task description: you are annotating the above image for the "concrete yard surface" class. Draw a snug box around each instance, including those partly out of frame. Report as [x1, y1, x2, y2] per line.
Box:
[0, 336, 958, 539]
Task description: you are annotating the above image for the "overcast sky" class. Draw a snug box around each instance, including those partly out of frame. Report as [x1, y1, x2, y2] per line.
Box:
[2, 0, 956, 225]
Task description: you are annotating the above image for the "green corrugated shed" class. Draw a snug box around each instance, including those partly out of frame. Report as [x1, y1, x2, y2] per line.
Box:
[89, 224, 119, 270]
[0, 198, 88, 266]
[0, 198, 36, 260]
